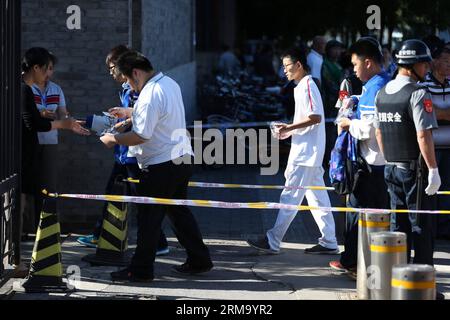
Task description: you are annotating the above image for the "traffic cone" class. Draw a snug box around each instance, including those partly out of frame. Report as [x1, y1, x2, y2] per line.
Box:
[22, 197, 72, 293]
[82, 176, 130, 266]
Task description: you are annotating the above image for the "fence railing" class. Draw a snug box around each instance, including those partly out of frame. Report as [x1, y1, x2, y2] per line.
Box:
[1, 0, 21, 278]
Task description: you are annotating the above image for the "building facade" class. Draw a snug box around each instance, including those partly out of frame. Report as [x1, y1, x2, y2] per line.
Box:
[22, 0, 196, 228]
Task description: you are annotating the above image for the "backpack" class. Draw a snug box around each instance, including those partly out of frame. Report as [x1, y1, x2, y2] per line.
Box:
[329, 130, 371, 195]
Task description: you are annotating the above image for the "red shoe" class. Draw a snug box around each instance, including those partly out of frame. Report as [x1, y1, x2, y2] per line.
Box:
[329, 261, 348, 272]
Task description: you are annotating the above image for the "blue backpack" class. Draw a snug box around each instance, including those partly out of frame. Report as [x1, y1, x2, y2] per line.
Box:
[329, 131, 370, 195]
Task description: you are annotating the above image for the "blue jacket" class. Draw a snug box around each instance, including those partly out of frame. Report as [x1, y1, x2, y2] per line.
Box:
[114, 83, 138, 165]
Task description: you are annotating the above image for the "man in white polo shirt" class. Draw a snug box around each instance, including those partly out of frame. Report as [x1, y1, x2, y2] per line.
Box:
[307, 36, 327, 87]
[247, 47, 338, 255]
[101, 51, 213, 282]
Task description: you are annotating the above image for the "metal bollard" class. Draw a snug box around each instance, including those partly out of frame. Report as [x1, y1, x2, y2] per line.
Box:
[369, 232, 407, 300]
[391, 264, 436, 300]
[357, 212, 391, 300]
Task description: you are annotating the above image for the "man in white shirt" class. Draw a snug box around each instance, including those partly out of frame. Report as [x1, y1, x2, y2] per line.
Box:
[307, 36, 327, 87]
[101, 51, 213, 282]
[247, 48, 338, 255]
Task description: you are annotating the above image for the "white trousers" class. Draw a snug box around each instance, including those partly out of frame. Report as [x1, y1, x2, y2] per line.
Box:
[267, 164, 338, 251]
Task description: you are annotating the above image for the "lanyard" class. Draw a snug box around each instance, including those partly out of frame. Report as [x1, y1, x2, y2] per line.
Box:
[34, 85, 48, 109]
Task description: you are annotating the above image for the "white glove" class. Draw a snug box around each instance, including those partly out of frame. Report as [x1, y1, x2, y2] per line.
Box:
[425, 168, 441, 196]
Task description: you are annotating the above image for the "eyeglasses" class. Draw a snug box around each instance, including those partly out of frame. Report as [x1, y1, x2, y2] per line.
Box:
[283, 62, 295, 69]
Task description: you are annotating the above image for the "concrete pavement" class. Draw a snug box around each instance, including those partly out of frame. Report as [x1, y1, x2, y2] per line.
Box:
[1, 165, 450, 300]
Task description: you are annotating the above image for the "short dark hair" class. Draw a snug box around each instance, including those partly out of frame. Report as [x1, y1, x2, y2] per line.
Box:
[22, 47, 52, 72]
[349, 37, 383, 64]
[281, 47, 310, 72]
[116, 51, 154, 77]
[106, 44, 131, 66]
[325, 40, 344, 58]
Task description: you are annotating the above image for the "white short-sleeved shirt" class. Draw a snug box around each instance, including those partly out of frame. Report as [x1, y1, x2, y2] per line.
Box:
[128, 72, 193, 168]
[307, 50, 324, 84]
[32, 81, 66, 145]
[288, 75, 326, 167]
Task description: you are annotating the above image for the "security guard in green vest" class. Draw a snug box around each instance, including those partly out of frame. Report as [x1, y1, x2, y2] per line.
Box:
[374, 40, 441, 267]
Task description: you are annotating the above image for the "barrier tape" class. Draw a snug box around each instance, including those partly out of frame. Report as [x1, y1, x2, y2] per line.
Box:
[186, 119, 337, 130]
[125, 179, 335, 191]
[42, 190, 450, 215]
[125, 178, 450, 195]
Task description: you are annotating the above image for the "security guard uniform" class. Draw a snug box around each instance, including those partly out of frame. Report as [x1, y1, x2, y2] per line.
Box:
[375, 40, 439, 265]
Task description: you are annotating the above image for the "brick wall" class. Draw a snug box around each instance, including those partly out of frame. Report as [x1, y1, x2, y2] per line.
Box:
[141, 0, 198, 123]
[22, 0, 197, 230]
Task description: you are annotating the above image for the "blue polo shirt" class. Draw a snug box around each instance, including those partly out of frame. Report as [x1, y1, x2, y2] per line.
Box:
[114, 83, 138, 165]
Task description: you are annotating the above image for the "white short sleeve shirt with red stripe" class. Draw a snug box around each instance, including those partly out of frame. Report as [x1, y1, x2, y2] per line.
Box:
[288, 75, 326, 167]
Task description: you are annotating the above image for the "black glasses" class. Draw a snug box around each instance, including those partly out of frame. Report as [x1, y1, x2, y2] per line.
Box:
[283, 62, 295, 69]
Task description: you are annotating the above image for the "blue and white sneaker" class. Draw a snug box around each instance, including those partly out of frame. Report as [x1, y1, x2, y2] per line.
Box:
[156, 247, 170, 256]
[77, 235, 98, 248]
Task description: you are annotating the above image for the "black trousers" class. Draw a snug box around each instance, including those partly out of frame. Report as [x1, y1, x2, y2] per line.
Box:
[340, 166, 389, 268]
[93, 161, 168, 250]
[130, 157, 212, 277]
[93, 162, 137, 237]
[436, 149, 450, 239]
[384, 164, 436, 265]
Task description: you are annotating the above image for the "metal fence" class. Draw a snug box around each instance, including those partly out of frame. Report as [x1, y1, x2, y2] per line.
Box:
[1, 0, 21, 278]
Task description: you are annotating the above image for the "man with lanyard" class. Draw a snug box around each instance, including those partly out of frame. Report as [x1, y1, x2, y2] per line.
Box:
[374, 40, 444, 300]
[329, 38, 390, 277]
[77, 45, 169, 256]
[101, 51, 213, 281]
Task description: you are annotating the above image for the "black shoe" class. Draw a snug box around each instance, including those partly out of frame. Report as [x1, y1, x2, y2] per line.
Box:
[304, 244, 339, 255]
[111, 268, 153, 282]
[437, 291, 446, 300]
[172, 263, 213, 275]
[246, 236, 280, 254]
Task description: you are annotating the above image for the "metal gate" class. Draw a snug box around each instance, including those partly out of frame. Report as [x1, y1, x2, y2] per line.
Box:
[1, 0, 21, 278]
